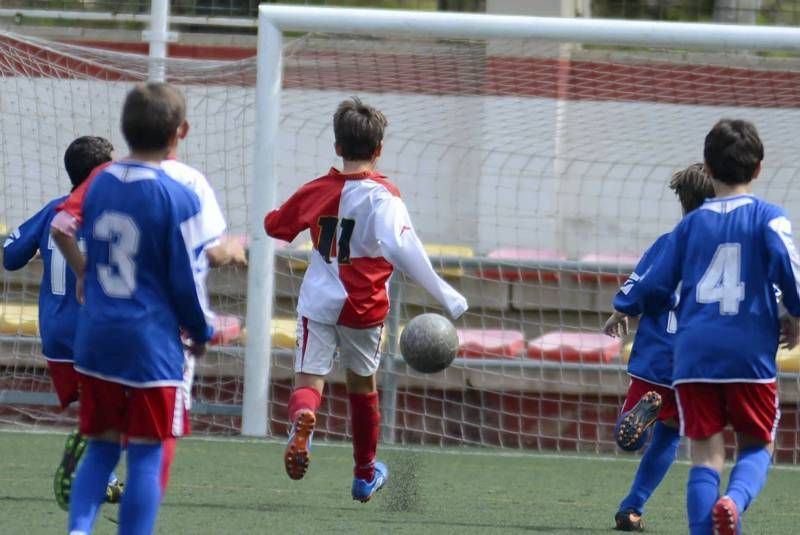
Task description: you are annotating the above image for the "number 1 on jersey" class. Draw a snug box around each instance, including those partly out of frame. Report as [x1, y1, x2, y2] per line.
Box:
[696, 243, 745, 315]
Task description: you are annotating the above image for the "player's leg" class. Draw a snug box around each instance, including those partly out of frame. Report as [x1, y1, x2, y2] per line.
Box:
[284, 317, 334, 480]
[676, 383, 726, 535]
[615, 385, 680, 531]
[118, 385, 187, 534]
[69, 373, 125, 534]
[339, 324, 388, 502]
[713, 382, 779, 535]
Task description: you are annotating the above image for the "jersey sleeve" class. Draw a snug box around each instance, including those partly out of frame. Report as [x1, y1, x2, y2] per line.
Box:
[3, 203, 51, 271]
[373, 196, 468, 319]
[765, 213, 800, 317]
[618, 227, 684, 316]
[192, 174, 227, 249]
[168, 191, 215, 344]
[263, 187, 311, 243]
[613, 234, 668, 316]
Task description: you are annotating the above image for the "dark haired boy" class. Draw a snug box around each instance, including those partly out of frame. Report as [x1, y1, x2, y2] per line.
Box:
[604, 163, 714, 531]
[609, 119, 800, 534]
[265, 97, 468, 502]
[52, 83, 214, 535]
[3, 136, 120, 510]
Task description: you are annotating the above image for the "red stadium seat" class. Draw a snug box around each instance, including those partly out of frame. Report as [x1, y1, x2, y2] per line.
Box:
[481, 248, 566, 282]
[209, 314, 242, 346]
[573, 253, 640, 285]
[527, 331, 621, 363]
[457, 329, 525, 358]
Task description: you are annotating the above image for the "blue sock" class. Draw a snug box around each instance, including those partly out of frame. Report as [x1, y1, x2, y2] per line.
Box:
[119, 442, 164, 535]
[687, 465, 720, 535]
[68, 440, 121, 534]
[619, 422, 680, 514]
[726, 447, 771, 514]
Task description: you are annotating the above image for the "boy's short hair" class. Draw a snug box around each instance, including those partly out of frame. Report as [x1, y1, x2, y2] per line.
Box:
[703, 119, 764, 185]
[669, 162, 715, 214]
[121, 82, 186, 152]
[333, 97, 387, 161]
[64, 136, 114, 190]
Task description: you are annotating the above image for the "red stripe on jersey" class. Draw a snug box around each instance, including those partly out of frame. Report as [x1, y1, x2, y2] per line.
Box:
[55, 161, 111, 224]
[337, 257, 394, 328]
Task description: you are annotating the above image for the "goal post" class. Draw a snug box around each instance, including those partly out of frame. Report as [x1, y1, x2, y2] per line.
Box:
[247, 4, 800, 440]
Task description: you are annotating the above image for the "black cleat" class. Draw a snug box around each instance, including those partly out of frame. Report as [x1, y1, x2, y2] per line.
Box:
[615, 509, 645, 532]
[617, 391, 662, 451]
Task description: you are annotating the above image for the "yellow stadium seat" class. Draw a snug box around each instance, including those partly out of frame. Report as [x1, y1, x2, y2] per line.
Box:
[621, 341, 633, 363]
[424, 244, 474, 278]
[0, 223, 7, 236]
[777, 345, 800, 373]
[239, 318, 297, 349]
[0, 303, 39, 336]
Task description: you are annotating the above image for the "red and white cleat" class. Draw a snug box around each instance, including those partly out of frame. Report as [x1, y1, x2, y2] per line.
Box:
[284, 409, 316, 480]
[712, 495, 740, 535]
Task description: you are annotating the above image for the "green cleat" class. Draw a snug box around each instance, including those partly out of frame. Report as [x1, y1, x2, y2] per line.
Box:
[105, 478, 124, 504]
[53, 430, 88, 511]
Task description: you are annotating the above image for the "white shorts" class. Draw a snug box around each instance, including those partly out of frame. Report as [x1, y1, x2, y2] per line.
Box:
[295, 316, 383, 377]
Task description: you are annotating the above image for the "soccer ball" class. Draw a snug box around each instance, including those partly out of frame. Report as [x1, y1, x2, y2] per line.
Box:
[399, 313, 459, 374]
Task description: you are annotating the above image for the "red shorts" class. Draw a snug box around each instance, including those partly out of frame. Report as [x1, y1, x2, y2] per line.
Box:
[675, 381, 779, 442]
[622, 377, 679, 423]
[77, 373, 190, 439]
[46, 360, 80, 409]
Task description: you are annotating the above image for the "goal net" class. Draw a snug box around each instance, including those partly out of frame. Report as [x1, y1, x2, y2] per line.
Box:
[2, 16, 800, 462]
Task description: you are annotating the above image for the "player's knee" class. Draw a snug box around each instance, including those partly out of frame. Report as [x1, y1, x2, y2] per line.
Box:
[345, 369, 376, 394]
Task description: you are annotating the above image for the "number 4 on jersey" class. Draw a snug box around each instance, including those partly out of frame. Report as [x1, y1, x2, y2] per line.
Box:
[696, 243, 745, 315]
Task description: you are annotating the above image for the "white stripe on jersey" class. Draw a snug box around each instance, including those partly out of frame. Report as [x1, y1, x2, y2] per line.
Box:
[162, 160, 227, 248]
[700, 196, 753, 214]
[180, 212, 215, 326]
[107, 163, 160, 182]
[768, 216, 800, 303]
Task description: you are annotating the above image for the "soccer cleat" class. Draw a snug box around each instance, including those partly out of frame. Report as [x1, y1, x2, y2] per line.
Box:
[712, 496, 741, 535]
[351, 461, 388, 503]
[53, 430, 88, 511]
[614, 509, 644, 532]
[616, 391, 662, 451]
[284, 409, 316, 480]
[105, 478, 124, 504]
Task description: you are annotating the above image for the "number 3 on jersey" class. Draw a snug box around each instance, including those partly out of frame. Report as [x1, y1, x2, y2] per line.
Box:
[697, 243, 745, 315]
[94, 211, 140, 298]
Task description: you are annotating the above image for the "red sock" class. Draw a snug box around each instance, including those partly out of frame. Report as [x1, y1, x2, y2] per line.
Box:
[287, 386, 322, 422]
[160, 438, 176, 498]
[349, 391, 380, 481]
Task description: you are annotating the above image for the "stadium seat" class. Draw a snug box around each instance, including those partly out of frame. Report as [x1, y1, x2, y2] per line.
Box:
[777, 345, 800, 373]
[0, 303, 38, 336]
[527, 331, 621, 363]
[209, 315, 242, 346]
[481, 248, 566, 282]
[424, 244, 474, 278]
[239, 317, 297, 349]
[457, 328, 525, 358]
[573, 253, 640, 285]
[621, 340, 633, 363]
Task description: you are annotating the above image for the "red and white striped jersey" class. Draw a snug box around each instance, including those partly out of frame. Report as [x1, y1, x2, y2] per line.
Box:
[265, 168, 468, 328]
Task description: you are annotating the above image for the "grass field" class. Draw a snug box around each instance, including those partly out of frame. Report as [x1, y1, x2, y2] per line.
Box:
[2, 429, 799, 534]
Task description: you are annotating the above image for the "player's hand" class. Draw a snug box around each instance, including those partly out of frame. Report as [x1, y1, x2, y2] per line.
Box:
[225, 237, 248, 267]
[76, 274, 85, 305]
[780, 315, 800, 350]
[603, 311, 629, 338]
[186, 340, 207, 358]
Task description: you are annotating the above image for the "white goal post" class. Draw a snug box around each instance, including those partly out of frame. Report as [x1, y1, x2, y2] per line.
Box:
[244, 4, 800, 437]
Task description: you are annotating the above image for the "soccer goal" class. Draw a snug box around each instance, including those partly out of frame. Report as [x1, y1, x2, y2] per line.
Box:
[247, 5, 800, 460]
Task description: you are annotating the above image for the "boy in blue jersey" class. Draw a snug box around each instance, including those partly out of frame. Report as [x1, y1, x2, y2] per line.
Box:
[604, 163, 715, 532]
[606, 119, 800, 535]
[2, 136, 121, 510]
[52, 83, 214, 535]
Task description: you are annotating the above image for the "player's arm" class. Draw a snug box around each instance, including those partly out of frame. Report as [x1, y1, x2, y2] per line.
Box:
[49, 175, 92, 276]
[2, 205, 50, 271]
[765, 214, 800, 348]
[374, 196, 468, 319]
[169, 208, 215, 353]
[263, 188, 311, 243]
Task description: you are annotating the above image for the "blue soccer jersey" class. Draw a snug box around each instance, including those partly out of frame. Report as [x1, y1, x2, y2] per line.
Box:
[629, 194, 800, 384]
[3, 196, 81, 362]
[73, 161, 214, 387]
[613, 233, 676, 387]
